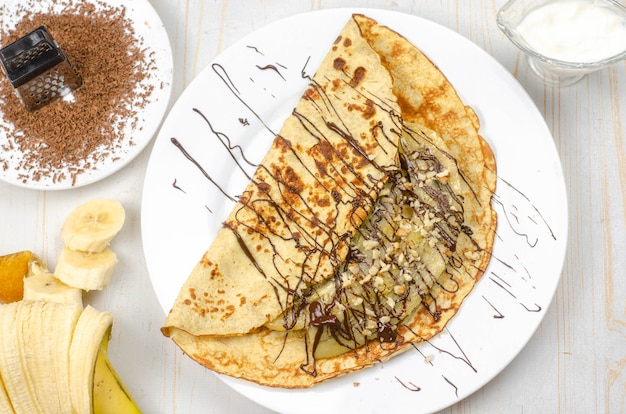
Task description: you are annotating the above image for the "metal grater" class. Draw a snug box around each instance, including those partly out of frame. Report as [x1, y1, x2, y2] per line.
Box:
[0, 26, 82, 111]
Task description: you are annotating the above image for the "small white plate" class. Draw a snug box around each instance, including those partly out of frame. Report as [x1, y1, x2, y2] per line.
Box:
[142, 8, 567, 414]
[0, 0, 173, 190]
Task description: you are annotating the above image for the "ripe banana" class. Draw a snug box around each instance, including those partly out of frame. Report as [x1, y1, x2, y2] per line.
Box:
[23, 260, 83, 306]
[94, 333, 142, 414]
[54, 246, 118, 291]
[0, 198, 139, 413]
[0, 302, 131, 413]
[0, 302, 142, 413]
[61, 199, 126, 253]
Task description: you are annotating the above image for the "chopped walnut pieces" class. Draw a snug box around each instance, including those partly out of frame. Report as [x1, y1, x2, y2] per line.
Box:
[340, 272, 354, 288]
[371, 248, 382, 260]
[359, 273, 373, 285]
[373, 276, 385, 290]
[394, 285, 406, 295]
[436, 169, 450, 183]
[395, 227, 409, 237]
[464, 249, 481, 261]
[352, 297, 364, 307]
[362, 239, 380, 250]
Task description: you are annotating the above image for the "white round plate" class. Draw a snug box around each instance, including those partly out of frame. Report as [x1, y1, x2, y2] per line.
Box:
[142, 8, 567, 414]
[0, 0, 173, 190]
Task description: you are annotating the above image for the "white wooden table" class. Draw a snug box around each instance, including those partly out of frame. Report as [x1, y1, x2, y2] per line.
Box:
[1, 1, 625, 412]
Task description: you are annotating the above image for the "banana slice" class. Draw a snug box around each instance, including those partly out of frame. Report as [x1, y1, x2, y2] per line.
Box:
[24, 260, 83, 306]
[54, 246, 118, 291]
[69, 306, 113, 414]
[61, 199, 126, 253]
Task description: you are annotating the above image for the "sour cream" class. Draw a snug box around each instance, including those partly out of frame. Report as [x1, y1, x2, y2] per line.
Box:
[515, 0, 626, 63]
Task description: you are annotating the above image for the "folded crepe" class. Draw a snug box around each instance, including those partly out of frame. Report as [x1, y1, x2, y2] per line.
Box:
[163, 14, 403, 337]
[162, 14, 497, 388]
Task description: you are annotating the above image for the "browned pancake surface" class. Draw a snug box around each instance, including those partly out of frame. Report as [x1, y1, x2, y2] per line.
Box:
[163, 14, 497, 388]
[163, 15, 402, 337]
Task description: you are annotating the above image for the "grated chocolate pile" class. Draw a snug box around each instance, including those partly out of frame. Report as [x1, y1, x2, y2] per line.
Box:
[0, 0, 157, 186]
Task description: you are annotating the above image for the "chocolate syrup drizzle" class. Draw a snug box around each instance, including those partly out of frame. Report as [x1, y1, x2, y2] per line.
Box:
[442, 375, 459, 398]
[172, 178, 186, 193]
[256, 64, 287, 80]
[212, 62, 278, 136]
[171, 137, 237, 203]
[482, 295, 504, 319]
[282, 125, 473, 366]
[395, 376, 421, 392]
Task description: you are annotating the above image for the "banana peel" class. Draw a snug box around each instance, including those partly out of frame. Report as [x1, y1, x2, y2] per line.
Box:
[0, 250, 39, 304]
[0, 250, 141, 413]
[94, 334, 142, 414]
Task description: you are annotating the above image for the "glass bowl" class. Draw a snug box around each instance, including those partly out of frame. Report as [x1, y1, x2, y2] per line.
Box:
[496, 0, 626, 86]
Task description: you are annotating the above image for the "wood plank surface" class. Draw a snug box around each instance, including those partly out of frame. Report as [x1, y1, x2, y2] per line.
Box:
[0, 0, 624, 412]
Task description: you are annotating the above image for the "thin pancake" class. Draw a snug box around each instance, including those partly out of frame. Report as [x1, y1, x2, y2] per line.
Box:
[163, 16, 402, 337]
[163, 14, 497, 388]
